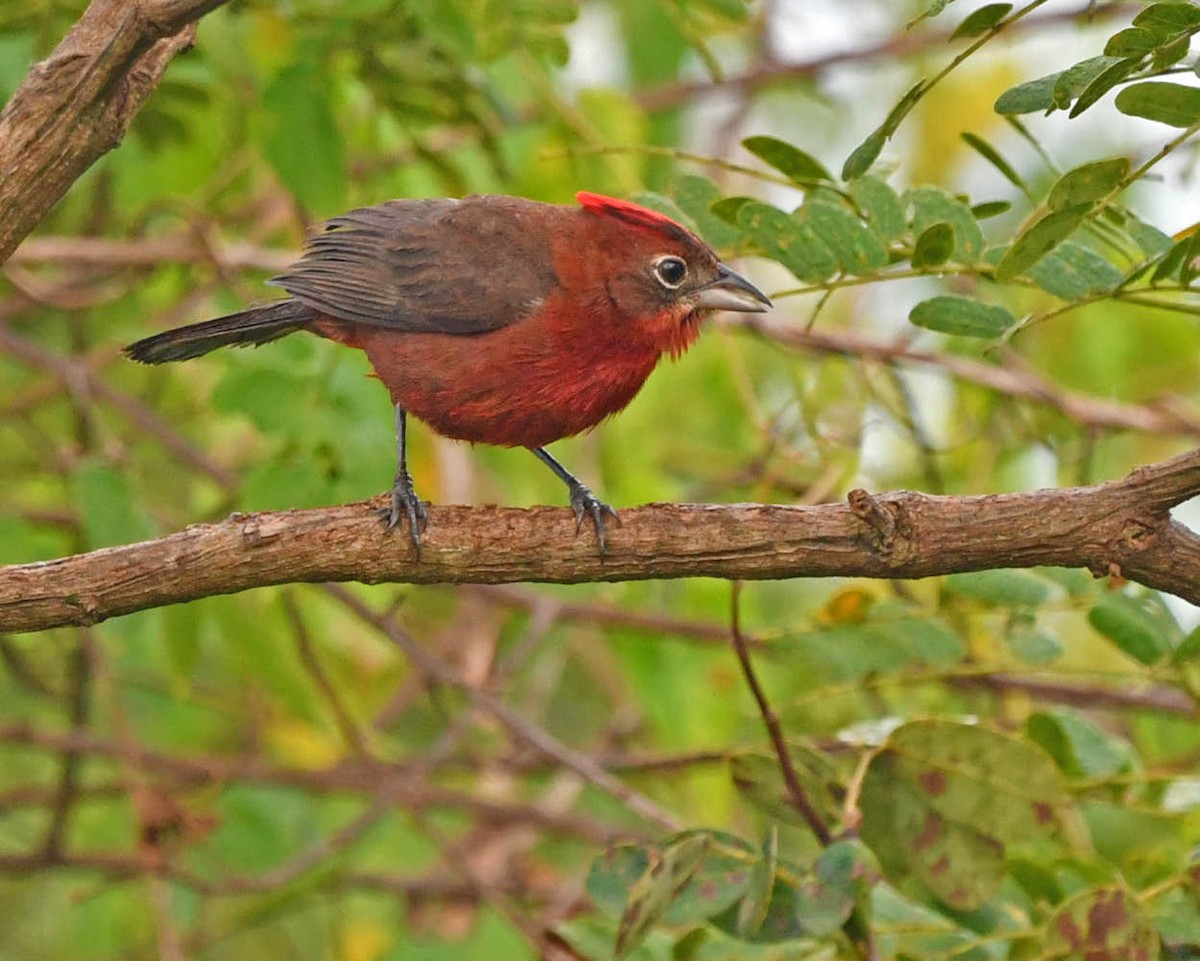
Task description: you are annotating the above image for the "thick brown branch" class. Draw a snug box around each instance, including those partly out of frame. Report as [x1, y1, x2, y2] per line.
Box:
[2, 447, 1199, 634]
[0, 0, 229, 263]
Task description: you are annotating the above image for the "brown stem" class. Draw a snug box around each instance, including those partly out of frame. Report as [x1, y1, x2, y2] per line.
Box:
[733, 317, 1200, 439]
[729, 582, 832, 845]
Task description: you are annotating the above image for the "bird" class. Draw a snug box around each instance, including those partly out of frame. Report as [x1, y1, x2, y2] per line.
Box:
[124, 191, 771, 550]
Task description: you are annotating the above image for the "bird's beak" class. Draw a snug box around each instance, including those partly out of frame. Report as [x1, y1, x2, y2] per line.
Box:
[693, 263, 772, 313]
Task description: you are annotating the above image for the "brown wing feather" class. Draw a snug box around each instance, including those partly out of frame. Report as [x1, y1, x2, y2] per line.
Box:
[269, 196, 566, 335]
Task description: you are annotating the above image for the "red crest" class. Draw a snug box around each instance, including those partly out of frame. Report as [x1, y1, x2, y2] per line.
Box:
[576, 192, 688, 237]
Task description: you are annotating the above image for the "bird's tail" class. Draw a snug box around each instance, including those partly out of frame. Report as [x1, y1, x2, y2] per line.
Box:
[124, 299, 315, 364]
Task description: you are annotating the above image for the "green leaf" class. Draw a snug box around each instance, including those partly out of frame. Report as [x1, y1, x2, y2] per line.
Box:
[1070, 57, 1139, 118]
[911, 222, 956, 267]
[72, 463, 156, 549]
[1104, 27, 1159, 58]
[213, 365, 313, 438]
[615, 833, 712, 959]
[961, 131, 1027, 191]
[590, 830, 756, 949]
[950, 3, 1012, 40]
[736, 201, 837, 283]
[1175, 624, 1200, 664]
[870, 886, 984, 958]
[995, 204, 1091, 281]
[658, 832, 755, 924]
[994, 56, 1122, 114]
[971, 200, 1011, 219]
[1026, 242, 1123, 300]
[261, 62, 346, 214]
[1051, 56, 1123, 111]
[794, 841, 878, 937]
[1154, 32, 1191, 70]
[0, 33, 35, 103]
[1088, 593, 1172, 665]
[802, 200, 889, 274]
[860, 720, 1068, 910]
[1028, 708, 1134, 778]
[742, 135, 832, 184]
[1135, 1, 1200, 38]
[587, 844, 650, 916]
[241, 454, 334, 513]
[735, 827, 778, 938]
[1043, 888, 1159, 960]
[843, 79, 929, 179]
[907, 186, 984, 262]
[907, 0, 957, 29]
[554, 917, 667, 961]
[842, 128, 887, 181]
[1048, 158, 1129, 210]
[849, 175, 907, 240]
[1151, 235, 1192, 283]
[0, 516, 65, 566]
[710, 195, 755, 225]
[775, 610, 965, 683]
[995, 73, 1059, 115]
[729, 747, 842, 831]
[909, 295, 1016, 338]
[630, 191, 697, 232]
[1116, 81, 1200, 127]
[1124, 216, 1173, 258]
[1006, 615, 1064, 665]
[946, 569, 1052, 607]
[672, 174, 741, 249]
[708, 870, 806, 945]
[1177, 230, 1200, 286]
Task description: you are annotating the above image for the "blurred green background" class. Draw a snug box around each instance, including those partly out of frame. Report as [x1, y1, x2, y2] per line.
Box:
[2, 1, 1200, 958]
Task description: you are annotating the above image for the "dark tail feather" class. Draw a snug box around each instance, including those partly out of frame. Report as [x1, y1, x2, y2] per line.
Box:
[124, 299, 315, 363]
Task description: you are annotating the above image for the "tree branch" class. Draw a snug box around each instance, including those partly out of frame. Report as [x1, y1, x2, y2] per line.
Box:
[733, 317, 1200, 439]
[0, 0, 229, 263]
[2, 447, 1199, 634]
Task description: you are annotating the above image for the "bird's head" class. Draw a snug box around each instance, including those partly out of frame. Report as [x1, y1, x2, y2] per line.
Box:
[570, 192, 771, 356]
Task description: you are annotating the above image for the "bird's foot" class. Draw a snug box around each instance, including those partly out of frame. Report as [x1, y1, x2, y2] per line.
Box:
[377, 469, 428, 548]
[568, 481, 619, 553]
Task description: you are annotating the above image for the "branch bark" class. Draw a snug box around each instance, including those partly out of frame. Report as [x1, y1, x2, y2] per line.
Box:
[0, 0, 229, 263]
[2, 447, 1198, 634]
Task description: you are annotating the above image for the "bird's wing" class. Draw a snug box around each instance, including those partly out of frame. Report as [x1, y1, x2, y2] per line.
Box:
[268, 196, 564, 334]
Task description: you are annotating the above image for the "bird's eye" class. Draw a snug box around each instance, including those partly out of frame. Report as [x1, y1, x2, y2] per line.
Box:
[653, 256, 688, 289]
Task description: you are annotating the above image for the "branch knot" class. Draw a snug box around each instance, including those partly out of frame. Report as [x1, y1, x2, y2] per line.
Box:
[848, 488, 897, 554]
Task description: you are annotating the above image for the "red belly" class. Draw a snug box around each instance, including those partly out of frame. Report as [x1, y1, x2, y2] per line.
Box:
[311, 317, 663, 449]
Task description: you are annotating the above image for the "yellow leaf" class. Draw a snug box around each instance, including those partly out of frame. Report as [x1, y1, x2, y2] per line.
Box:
[340, 918, 390, 961]
[265, 718, 344, 769]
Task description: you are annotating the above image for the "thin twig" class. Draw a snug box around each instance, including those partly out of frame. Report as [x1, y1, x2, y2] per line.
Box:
[40, 637, 93, 856]
[282, 591, 371, 759]
[728, 582, 831, 845]
[324, 584, 682, 832]
[731, 317, 1200, 439]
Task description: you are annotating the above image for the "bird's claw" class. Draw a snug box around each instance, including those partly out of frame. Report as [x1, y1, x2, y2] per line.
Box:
[568, 481, 619, 553]
[377, 470, 428, 548]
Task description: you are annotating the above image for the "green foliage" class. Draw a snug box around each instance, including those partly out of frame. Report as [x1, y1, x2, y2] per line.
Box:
[909, 295, 1015, 338]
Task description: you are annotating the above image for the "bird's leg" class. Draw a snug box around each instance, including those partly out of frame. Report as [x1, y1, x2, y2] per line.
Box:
[531, 447, 619, 552]
[378, 405, 428, 546]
